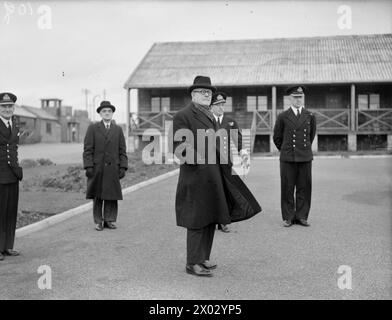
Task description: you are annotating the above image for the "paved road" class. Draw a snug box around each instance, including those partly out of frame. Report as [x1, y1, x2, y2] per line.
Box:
[19, 143, 83, 164]
[0, 158, 391, 299]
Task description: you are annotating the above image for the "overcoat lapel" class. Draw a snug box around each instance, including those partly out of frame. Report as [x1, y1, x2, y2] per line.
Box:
[191, 105, 214, 129]
[97, 121, 116, 144]
[0, 118, 16, 141]
[220, 115, 227, 129]
[286, 108, 298, 126]
[286, 107, 308, 129]
[106, 122, 116, 143]
[97, 121, 107, 137]
[220, 116, 235, 132]
[0, 120, 8, 139]
[296, 109, 308, 128]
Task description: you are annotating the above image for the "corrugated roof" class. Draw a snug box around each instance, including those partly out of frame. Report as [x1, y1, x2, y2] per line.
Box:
[21, 105, 59, 121]
[124, 34, 392, 89]
[13, 105, 37, 119]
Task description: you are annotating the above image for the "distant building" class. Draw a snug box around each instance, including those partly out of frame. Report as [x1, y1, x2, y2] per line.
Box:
[72, 109, 91, 143]
[41, 98, 91, 143]
[13, 99, 91, 144]
[124, 33, 392, 152]
[13, 105, 41, 144]
[21, 105, 62, 143]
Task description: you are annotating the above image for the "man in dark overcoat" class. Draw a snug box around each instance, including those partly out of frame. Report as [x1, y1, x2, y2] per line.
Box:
[83, 101, 128, 231]
[210, 91, 250, 233]
[273, 86, 317, 227]
[0, 92, 23, 261]
[171, 76, 261, 277]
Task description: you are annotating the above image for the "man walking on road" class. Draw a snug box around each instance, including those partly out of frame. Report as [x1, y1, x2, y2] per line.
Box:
[0, 92, 23, 261]
[273, 86, 317, 227]
[83, 101, 128, 231]
[171, 76, 261, 277]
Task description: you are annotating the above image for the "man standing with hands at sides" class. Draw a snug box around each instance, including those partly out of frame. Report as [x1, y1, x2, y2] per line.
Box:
[273, 86, 316, 227]
[0, 92, 23, 261]
[210, 92, 249, 233]
[83, 101, 128, 231]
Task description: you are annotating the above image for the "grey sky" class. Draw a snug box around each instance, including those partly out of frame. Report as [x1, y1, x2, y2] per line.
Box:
[1, 0, 391, 122]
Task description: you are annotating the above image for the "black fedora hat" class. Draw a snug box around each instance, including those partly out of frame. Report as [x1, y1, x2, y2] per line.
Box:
[189, 75, 217, 94]
[97, 101, 116, 113]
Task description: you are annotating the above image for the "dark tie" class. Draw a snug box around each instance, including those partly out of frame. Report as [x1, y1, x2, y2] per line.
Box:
[7, 121, 12, 137]
[296, 109, 301, 119]
[213, 118, 218, 131]
[216, 117, 222, 130]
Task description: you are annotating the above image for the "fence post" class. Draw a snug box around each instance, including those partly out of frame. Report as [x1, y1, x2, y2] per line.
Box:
[350, 84, 356, 131]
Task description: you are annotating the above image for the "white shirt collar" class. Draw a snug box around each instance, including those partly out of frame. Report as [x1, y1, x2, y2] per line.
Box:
[291, 106, 303, 115]
[0, 115, 12, 127]
[213, 114, 223, 123]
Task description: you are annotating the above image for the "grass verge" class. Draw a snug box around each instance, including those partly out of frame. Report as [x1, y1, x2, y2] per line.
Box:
[17, 151, 177, 228]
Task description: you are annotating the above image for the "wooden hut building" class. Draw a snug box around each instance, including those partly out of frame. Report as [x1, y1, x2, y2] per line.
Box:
[124, 34, 392, 153]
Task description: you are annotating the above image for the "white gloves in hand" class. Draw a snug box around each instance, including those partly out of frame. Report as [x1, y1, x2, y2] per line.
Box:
[240, 149, 250, 169]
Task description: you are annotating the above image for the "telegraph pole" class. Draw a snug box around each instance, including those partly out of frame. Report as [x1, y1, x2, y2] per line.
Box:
[92, 94, 101, 122]
[82, 88, 90, 119]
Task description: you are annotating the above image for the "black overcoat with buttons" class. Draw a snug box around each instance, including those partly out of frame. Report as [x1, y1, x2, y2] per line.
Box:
[0, 116, 21, 253]
[0, 116, 23, 184]
[171, 103, 261, 229]
[83, 121, 128, 200]
[273, 108, 317, 162]
[218, 115, 242, 168]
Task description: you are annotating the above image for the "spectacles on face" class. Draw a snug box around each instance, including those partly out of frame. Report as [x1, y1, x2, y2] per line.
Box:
[193, 89, 212, 97]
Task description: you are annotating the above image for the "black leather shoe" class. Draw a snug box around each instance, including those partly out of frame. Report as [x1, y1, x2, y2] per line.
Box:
[201, 260, 217, 270]
[283, 220, 293, 227]
[0, 252, 4, 261]
[297, 219, 310, 227]
[95, 223, 104, 231]
[3, 249, 20, 256]
[104, 222, 117, 229]
[186, 264, 213, 277]
[220, 225, 230, 233]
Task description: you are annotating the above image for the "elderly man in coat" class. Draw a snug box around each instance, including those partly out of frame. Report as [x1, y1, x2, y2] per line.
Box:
[171, 76, 261, 277]
[83, 101, 128, 231]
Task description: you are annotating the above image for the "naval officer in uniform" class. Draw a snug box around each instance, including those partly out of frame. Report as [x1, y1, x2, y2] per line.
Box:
[0, 92, 23, 261]
[210, 91, 249, 233]
[273, 86, 317, 227]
